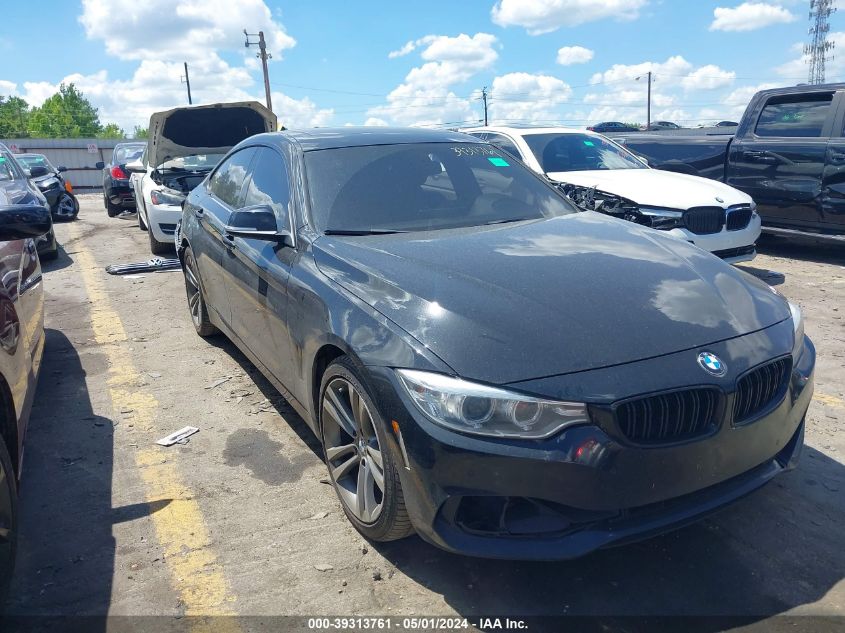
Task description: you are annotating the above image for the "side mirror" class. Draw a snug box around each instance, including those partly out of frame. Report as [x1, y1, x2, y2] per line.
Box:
[0, 204, 52, 240]
[57, 165, 68, 172]
[95, 161, 105, 170]
[28, 166, 49, 178]
[225, 205, 292, 245]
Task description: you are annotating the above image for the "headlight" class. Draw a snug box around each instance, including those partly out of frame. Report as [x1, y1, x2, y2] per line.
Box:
[638, 206, 685, 230]
[789, 301, 804, 358]
[396, 369, 589, 439]
[150, 189, 184, 206]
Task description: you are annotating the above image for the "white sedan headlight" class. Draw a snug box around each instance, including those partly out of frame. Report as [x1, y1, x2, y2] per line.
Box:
[396, 369, 589, 439]
[789, 301, 804, 359]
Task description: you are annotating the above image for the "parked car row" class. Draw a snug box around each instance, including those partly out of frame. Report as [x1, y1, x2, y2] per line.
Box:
[609, 83, 845, 243]
[0, 142, 55, 601]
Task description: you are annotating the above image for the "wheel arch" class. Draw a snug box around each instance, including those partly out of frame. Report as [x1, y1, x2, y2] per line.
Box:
[0, 373, 20, 477]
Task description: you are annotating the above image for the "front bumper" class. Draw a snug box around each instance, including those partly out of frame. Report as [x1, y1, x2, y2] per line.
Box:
[147, 202, 182, 243]
[666, 212, 762, 263]
[367, 321, 814, 560]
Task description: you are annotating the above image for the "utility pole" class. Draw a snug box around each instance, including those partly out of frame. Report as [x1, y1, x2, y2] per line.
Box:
[245, 29, 273, 112]
[806, 0, 836, 85]
[181, 62, 193, 105]
[636, 71, 652, 129]
[481, 86, 489, 126]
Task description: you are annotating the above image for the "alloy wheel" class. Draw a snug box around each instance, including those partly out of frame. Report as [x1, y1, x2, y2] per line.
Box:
[57, 193, 76, 217]
[322, 377, 386, 523]
[183, 252, 202, 328]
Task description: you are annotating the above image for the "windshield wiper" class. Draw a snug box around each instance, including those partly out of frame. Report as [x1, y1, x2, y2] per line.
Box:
[483, 217, 537, 226]
[323, 229, 408, 235]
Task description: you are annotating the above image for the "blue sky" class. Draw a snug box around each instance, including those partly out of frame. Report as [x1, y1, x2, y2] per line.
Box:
[1, 0, 841, 132]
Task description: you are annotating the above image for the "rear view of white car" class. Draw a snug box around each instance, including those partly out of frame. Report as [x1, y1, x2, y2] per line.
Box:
[133, 101, 277, 254]
[462, 126, 761, 263]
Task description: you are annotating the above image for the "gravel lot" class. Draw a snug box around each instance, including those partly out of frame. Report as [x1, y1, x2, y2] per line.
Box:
[4, 195, 844, 630]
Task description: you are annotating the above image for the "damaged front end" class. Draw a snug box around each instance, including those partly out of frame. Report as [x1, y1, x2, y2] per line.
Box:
[559, 183, 684, 231]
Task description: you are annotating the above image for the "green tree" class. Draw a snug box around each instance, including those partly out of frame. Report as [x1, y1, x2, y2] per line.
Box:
[0, 96, 31, 138]
[132, 125, 148, 139]
[28, 83, 102, 138]
[97, 123, 125, 139]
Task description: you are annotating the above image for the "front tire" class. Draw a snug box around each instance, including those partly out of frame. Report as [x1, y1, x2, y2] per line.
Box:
[138, 205, 148, 231]
[54, 192, 79, 221]
[0, 437, 19, 606]
[319, 358, 413, 542]
[182, 247, 218, 337]
[148, 226, 170, 255]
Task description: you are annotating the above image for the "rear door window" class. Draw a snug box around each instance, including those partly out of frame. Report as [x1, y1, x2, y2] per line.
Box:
[755, 93, 833, 138]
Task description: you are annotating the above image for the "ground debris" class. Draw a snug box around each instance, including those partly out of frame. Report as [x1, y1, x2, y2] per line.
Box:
[314, 564, 334, 572]
[205, 376, 232, 390]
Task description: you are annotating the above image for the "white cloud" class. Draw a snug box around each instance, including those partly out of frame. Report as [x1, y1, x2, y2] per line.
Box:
[388, 41, 417, 59]
[364, 117, 390, 127]
[777, 32, 845, 81]
[680, 65, 736, 90]
[590, 55, 693, 85]
[0, 80, 17, 96]
[583, 56, 739, 127]
[556, 46, 594, 66]
[710, 2, 796, 32]
[0, 0, 334, 131]
[490, 73, 572, 122]
[491, 0, 648, 34]
[79, 0, 296, 61]
[367, 33, 498, 127]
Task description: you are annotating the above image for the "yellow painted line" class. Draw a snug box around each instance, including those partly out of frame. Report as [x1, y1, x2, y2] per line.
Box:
[815, 392, 845, 409]
[67, 223, 240, 625]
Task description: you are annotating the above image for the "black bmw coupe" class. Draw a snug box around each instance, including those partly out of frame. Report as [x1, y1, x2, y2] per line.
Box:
[178, 128, 814, 559]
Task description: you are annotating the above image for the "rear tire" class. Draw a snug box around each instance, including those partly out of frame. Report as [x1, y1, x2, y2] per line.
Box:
[106, 195, 121, 218]
[182, 247, 218, 337]
[319, 357, 413, 542]
[0, 437, 19, 607]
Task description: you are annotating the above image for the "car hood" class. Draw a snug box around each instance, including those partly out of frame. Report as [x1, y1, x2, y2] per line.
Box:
[147, 101, 277, 169]
[547, 168, 751, 209]
[313, 213, 788, 385]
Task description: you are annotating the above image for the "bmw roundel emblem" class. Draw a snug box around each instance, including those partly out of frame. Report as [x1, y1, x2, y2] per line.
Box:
[697, 351, 727, 377]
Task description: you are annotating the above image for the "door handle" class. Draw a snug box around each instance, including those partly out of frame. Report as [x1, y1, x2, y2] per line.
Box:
[744, 150, 777, 164]
[222, 233, 235, 248]
[830, 151, 845, 163]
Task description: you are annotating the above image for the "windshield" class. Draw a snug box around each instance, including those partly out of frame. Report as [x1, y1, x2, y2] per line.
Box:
[524, 133, 648, 173]
[17, 154, 55, 172]
[113, 144, 146, 164]
[159, 153, 225, 171]
[305, 142, 576, 234]
[0, 151, 22, 182]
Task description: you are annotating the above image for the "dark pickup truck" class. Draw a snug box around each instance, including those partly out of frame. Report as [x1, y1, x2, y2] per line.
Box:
[614, 84, 845, 242]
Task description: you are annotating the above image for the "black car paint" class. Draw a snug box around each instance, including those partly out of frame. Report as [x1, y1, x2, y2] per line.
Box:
[100, 142, 146, 210]
[19, 159, 78, 221]
[179, 128, 815, 559]
[614, 84, 845, 236]
[0, 154, 57, 259]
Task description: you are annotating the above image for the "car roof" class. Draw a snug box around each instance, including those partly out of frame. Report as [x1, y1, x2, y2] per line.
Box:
[273, 127, 481, 151]
[462, 125, 591, 137]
